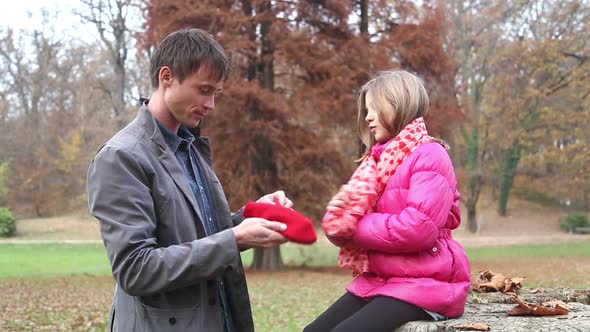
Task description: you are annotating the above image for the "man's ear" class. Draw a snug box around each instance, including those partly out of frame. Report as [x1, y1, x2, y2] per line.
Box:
[159, 66, 172, 87]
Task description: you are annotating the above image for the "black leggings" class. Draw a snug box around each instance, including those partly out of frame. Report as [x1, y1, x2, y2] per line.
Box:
[304, 292, 432, 332]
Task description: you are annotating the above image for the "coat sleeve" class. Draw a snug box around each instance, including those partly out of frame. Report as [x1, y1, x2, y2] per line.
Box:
[232, 207, 246, 226]
[352, 148, 456, 254]
[87, 145, 240, 296]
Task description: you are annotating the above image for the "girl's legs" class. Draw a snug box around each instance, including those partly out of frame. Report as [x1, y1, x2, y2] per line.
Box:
[332, 295, 432, 332]
[304, 292, 431, 332]
[303, 292, 367, 332]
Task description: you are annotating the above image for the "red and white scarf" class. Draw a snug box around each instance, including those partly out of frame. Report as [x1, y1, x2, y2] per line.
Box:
[322, 117, 437, 275]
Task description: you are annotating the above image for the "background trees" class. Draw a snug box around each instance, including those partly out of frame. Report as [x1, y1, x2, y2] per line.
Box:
[446, 0, 589, 230]
[0, 0, 587, 268]
[143, 0, 461, 269]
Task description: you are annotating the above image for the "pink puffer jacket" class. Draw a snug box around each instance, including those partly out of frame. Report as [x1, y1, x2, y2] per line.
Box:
[347, 142, 471, 318]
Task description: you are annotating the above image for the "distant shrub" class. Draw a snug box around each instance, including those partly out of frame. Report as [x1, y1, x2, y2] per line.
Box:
[0, 207, 16, 237]
[560, 213, 589, 233]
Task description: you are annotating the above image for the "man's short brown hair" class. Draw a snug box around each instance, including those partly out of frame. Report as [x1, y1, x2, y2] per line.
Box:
[150, 28, 230, 88]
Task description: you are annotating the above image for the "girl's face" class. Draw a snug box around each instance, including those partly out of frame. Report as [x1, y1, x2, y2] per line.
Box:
[365, 92, 393, 143]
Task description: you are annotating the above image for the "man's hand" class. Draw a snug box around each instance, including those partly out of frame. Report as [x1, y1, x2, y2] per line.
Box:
[325, 185, 351, 215]
[233, 217, 288, 250]
[257, 190, 293, 208]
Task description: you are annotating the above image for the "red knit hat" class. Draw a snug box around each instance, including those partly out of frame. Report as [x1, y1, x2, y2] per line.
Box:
[243, 202, 317, 244]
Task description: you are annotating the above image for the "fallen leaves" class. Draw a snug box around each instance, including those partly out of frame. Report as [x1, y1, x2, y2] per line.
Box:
[472, 270, 524, 293]
[0, 275, 113, 331]
[508, 295, 571, 316]
[453, 322, 491, 331]
[472, 270, 572, 318]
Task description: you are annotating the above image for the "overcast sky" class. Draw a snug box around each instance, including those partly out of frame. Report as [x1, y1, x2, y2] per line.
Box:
[0, 0, 147, 46]
[0, 0, 83, 34]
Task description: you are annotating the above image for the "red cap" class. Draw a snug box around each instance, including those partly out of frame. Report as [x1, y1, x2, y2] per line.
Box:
[243, 202, 317, 244]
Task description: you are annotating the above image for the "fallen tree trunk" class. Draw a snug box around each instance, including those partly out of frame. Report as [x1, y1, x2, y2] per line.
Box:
[396, 288, 590, 332]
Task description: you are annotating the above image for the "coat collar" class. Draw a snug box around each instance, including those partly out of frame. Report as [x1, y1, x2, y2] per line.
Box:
[135, 98, 206, 224]
[136, 98, 210, 158]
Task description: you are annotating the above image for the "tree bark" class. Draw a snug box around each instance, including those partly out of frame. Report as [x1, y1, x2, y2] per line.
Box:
[249, 0, 284, 271]
[498, 146, 521, 216]
[356, 0, 369, 158]
[463, 127, 482, 233]
[251, 247, 283, 270]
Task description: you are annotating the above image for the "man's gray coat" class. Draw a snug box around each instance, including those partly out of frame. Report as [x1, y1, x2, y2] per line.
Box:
[87, 104, 253, 331]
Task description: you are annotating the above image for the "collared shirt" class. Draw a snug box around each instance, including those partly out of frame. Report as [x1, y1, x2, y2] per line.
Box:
[157, 122, 219, 235]
[155, 118, 234, 332]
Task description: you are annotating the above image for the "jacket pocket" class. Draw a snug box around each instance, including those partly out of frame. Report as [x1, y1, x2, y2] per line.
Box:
[140, 304, 201, 331]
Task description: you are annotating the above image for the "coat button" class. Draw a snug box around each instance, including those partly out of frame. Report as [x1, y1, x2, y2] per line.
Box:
[169, 317, 176, 325]
[432, 247, 438, 252]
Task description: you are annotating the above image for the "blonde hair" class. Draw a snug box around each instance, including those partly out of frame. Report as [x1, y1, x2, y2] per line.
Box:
[357, 70, 429, 155]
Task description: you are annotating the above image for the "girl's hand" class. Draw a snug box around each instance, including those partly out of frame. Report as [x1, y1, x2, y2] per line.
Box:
[326, 185, 351, 215]
[326, 234, 349, 247]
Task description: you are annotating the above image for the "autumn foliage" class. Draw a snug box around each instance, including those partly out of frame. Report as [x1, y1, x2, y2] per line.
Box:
[143, 0, 463, 221]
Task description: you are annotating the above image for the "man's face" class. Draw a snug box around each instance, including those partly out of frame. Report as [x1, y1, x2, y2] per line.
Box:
[163, 66, 223, 129]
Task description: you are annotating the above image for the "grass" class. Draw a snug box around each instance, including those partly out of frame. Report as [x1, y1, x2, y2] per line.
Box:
[2, 241, 590, 278]
[1, 241, 589, 331]
[0, 243, 111, 278]
[466, 241, 590, 260]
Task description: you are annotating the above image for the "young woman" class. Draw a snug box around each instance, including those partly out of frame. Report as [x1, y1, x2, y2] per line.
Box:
[305, 70, 471, 332]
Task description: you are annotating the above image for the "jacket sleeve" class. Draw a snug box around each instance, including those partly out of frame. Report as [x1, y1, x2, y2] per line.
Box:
[232, 207, 246, 226]
[352, 150, 456, 254]
[87, 145, 240, 296]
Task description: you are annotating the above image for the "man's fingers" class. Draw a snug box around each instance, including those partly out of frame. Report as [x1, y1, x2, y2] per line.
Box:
[283, 197, 293, 208]
[272, 190, 293, 208]
[234, 218, 288, 249]
[256, 190, 294, 208]
[264, 220, 287, 232]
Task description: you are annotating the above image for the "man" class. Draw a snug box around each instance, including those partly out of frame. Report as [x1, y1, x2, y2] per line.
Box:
[87, 28, 290, 332]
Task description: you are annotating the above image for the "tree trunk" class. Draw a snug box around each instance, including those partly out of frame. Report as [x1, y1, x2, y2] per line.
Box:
[250, 0, 284, 271]
[463, 127, 482, 233]
[498, 146, 521, 216]
[359, 0, 368, 35]
[79, 0, 129, 124]
[242, 0, 257, 82]
[114, 60, 126, 126]
[251, 247, 283, 270]
[356, 0, 369, 158]
[467, 204, 477, 233]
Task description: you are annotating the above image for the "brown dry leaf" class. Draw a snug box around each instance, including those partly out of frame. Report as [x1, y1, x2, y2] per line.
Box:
[530, 288, 541, 294]
[508, 294, 570, 316]
[504, 277, 525, 293]
[454, 322, 491, 331]
[472, 270, 524, 293]
[543, 300, 572, 310]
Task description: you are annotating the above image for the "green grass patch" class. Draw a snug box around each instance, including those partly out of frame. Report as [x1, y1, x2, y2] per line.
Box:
[465, 241, 590, 260]
[0, 243, 111, 278]
[2, 241, 588, 279]
[239, 243, 340, 267]
[2, 242, 590, 330]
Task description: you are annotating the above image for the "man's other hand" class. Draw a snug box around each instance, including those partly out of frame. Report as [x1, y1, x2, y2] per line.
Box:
[233, 217, 288, 250]
[256, 190, 293, 208]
